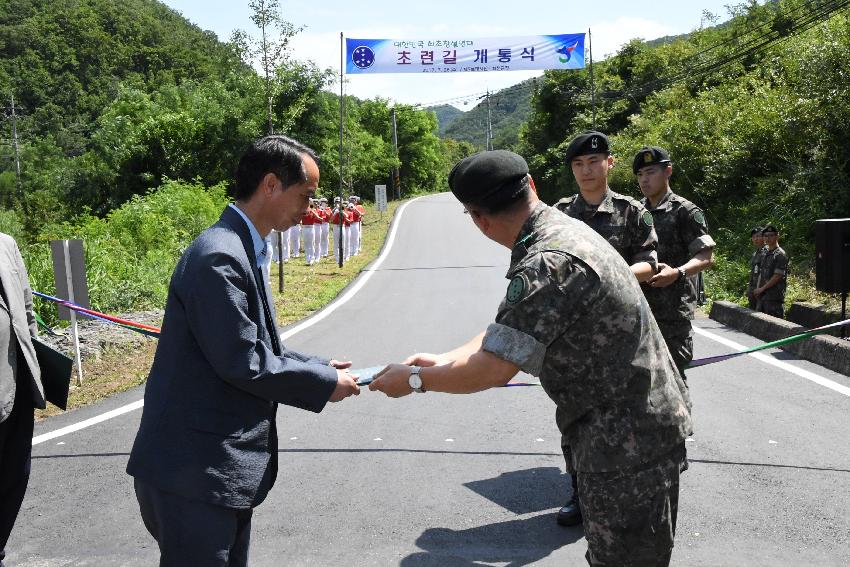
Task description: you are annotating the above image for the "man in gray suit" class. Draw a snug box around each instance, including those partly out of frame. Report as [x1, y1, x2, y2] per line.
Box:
[127, 135, 360, 566]
[0, 232, 45, 567]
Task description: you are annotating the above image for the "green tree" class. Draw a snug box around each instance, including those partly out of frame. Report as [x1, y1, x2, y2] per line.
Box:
[231, 0, 302, 134]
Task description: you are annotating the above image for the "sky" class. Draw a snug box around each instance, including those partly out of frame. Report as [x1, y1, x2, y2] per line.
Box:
[160, 0, 746, 109]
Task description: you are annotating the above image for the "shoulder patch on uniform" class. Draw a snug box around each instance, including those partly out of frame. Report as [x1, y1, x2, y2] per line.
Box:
[692, 210, 706, 227]
[642, 210, 654, 227]
[506, 274, 527, 304]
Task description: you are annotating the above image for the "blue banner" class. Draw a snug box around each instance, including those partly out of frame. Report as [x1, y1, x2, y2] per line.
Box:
[345, 33, 585, 74]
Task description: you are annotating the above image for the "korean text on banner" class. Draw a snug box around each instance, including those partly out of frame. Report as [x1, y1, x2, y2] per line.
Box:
[345, 34, 585, 74]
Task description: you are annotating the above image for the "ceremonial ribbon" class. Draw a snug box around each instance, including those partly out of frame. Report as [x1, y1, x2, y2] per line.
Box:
[32, 291, 161, 338]
[30, 289, 849, 378]
[505, 318, 850, 387]
[687, 318, 850, 368]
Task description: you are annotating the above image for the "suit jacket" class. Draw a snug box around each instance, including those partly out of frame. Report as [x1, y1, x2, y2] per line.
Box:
[0, 232, 44, 422]
[126, 207, 338, 509]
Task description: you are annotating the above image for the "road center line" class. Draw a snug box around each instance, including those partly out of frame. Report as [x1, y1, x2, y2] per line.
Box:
[33, 197, 424, 446]
[693, 326, 850, 397]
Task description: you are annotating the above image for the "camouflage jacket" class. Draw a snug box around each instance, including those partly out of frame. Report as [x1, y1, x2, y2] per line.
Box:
[758, 246, 789, 301]
[749, 247, 766, 293]
[482, 202, 692, 473]
[555, 188, 658, 271]
[640, 190, 716, 325]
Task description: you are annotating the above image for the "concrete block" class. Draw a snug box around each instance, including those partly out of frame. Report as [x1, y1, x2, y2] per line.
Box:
[787, 302, 842, 336]
[709, 300, 850, 376]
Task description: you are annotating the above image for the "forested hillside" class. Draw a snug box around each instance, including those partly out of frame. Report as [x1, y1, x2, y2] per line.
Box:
[430, 104, 464, 135]
[432, 79, 535, 150]
[0, 0, 465, 319]
[518, 0, 850, 306]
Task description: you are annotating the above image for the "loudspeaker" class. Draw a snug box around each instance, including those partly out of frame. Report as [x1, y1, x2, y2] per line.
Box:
[815, 218, 850, 294]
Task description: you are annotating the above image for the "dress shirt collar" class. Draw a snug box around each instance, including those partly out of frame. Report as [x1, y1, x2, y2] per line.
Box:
[228, 203, 267, 268]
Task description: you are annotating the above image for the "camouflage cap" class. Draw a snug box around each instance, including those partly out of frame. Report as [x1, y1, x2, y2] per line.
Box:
[632, 146, 671, 174]
[762, 224, 779, 235]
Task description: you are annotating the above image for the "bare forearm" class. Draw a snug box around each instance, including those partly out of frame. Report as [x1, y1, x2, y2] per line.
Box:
[421, 351, 518, 394]
[630, 262, 655, 283]
[679, 248, 714, 276]
[760, 274, 782, 291]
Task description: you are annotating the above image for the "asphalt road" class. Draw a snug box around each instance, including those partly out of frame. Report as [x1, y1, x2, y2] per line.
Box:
[10, 193, 850, 566]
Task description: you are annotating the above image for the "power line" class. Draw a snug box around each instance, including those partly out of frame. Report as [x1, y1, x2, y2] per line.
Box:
[604, 0, 850, 101]
[401, 1, 849, 117]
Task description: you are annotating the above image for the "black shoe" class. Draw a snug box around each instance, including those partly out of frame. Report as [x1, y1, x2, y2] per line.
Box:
[556, 495, 582, 526]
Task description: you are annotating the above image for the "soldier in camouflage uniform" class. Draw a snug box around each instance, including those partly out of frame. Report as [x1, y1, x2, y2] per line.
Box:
[371, 150, 692, 566]
[634, 146, 716, 380]
[554, 131, 659, 527]
[748, 227, 766, 310]
[555, 131, 658, 280]
[755, 225, 788, 318]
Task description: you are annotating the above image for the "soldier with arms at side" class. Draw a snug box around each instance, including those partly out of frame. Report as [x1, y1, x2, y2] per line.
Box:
[754, 225, 788, 318]
[747, 226, 766, 310]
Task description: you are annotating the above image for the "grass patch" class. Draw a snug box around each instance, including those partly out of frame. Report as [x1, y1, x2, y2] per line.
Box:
[35, 341, 156, 420]
[270, 200, 403, 325]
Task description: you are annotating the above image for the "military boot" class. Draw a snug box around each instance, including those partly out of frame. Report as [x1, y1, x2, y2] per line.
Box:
[556, 473, 582, 526]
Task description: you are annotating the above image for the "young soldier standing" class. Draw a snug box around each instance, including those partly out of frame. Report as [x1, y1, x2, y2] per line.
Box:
[754, 225, 788, 318]
[553, 131, 659, 527]
[747, 227, 766, 310]
[634, 146, 716, 380]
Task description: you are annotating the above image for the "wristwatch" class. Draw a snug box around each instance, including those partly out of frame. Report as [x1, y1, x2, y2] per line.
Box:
[676, 267, 687, 281]
[408, 366, 425, 393]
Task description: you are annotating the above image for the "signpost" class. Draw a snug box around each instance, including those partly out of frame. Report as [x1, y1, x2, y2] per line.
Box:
[375, 184, 388, 219]
[50, 239, 89, 385]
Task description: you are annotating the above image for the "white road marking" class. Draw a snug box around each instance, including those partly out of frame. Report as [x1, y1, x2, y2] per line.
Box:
[693, 326, 850, 397]
[33, 198, 425, 447]
[280, 196, 423, 341]
[32, 400, 144, 446]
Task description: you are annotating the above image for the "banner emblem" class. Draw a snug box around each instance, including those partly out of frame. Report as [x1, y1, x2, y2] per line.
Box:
[352, 46, 376, 69]
[557, 41, 579, 63]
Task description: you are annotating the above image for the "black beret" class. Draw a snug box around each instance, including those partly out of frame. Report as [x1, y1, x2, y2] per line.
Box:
[751, 226, 764, 236]
[762, 224, 779, 235]
[632, 146, 672, 173]
[564, 131, 609, 162]
[448, 150, 528, 205]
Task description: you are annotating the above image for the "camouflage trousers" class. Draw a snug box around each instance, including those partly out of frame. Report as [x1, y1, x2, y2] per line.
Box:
[579, 443, 685, 567]
[758, 299, 784, 319]
[656, 321, 693, 382]
[747, 292, 757, 311]
[555, 406, 575, 475]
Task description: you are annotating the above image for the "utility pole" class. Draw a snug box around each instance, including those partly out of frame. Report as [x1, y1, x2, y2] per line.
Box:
[9, 93, 27, 217]
[338, 32, 345, 267]
[478, 90, 494, 151]
[486, 89, 493, 151]
[589, 28, 596, 129]
[391, 107, 400, 199]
